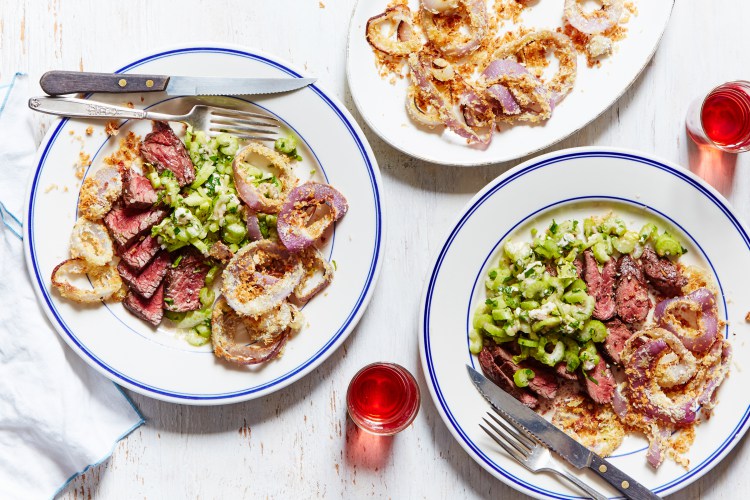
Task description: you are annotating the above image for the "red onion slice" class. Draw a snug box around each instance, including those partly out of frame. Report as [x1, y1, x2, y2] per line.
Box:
[564, 0, 624, 35]
[366, 5, 422, 56]
[277, 183, 348, 253]
[293, 247, 335, 303]
[246, 211, 263, 241]
[696, 340, 732, 410]
[654, 288, 719, 353]
[460, 89, 494, 128]
[233, 143, 296, 214]
[646, 427, 672, 469]
[221, 240, 304, 317]
[486, 85, 521, 115]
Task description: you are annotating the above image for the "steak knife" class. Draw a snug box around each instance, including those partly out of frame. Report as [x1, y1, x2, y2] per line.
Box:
[467, 365, 661, 500]
[40, 71, 316, 96]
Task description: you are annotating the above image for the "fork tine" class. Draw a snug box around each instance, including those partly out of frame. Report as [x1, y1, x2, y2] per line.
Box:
[209, 124, 278, 135]
[206, 131, 275, 142]
[208, 107, 279, 122]
[479, 424, 526, 463]
[487, 411, 537, 451]
[482, 417, 530, 458]
[211, 117, 280, 129]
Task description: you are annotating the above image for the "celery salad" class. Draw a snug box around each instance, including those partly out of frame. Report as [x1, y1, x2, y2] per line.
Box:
[471, 214, 686, 382]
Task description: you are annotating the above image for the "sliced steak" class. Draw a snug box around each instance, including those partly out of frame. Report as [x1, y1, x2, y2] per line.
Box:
[615, 255, 651, 324]
[122, 168, 158, 209]
[582, 353, 615, 404]
[163, 249, 210, 312]
[573, 258, 583, 278]
[640, 246, 687, 297]
[478, 347, 538, 409]
[117, 251, 171, 299]
[140, 121, 195, 186]
[123, 283, 164, 326]
[582, 250, 616, 321]
[487, 344, 558, 400]
[602, 319, 633, 365]
[555, 362, 579, 381]
[104, 204, 168, 249]
[120, 235, 162, 272]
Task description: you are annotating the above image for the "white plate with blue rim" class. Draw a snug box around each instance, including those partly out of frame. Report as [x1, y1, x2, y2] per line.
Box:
[24, 44, 384, 405]
[347, 0, 675, 166]
[419, 147, 750, 497]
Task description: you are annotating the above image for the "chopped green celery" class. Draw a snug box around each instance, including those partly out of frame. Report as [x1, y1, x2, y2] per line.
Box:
[191, 163, 217, 188]
[583, 320, 608, 343]
[222, 222, 247, 245]
[556, 261, 578, 282]
[485, 267, 512, 290]
[194, 323, 211, 339]
[519, 300, 539, 311]
[473, 312, 493, 330]
[469, 329, 483, 354]
[568, 279, 587, 293]
[522, 280, 547, 299]
[600, 216, 627, 236]
[228, 243, 240, 253]
[562, 290, 589, 304]
[216, 133, 239, 156]
[531, 316, 561, 333]
[639, 223, 658, 244]
[185, 330, 210, 346]
[517, 337, 538, 348]
[549, 220, 559, 234]
[199, 287, 216, 308]
[535, 339, 565, 366]
[275, 136, 298, 154]
[164, 311, 186, 322]
[205, 265, 220, 285]
[482, 322, 505, 337]
[146, 170, 161, 189]
[564, 247, 579, 262]
[513, 368, 535, 388]
[562, 338, 581, 371]
[191, 239, 209, 254]
[654, 232, 686, 257]
[176, 308, 212, 329]
[492, 308, 513, 322]
[583, 217, 597, 237]
[183, 191, 208, 207]
[592, 241, 610, 263]
[166, 241, 188, 252]
[613, 231, 639, 254]
[532, 237, 560, 260]
[580, 342, 600, 370]
[503, 240, 532, 265]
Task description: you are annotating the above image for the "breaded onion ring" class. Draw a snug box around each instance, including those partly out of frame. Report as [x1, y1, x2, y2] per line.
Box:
[564, 0, 624, 35]
[221, 240, 304, 317]
[212, 296, 303, 365]
[51, 258, 123, 303]
[277, 183, 349, 253]
[366, 5, 422, 56]
[493, 30, 577, 102]
[421, 0, 459, 14]
[293, 247, 335, 303]
[422, 0, 487, 58]
[233, 142, 296, 214]
[406, 85, 444, 127]
[78, 166, 122, 221]
[69, 217, 114, 266]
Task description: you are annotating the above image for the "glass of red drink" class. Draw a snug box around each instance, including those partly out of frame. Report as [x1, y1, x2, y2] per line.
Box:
[686, 81, 750, 153]
[346, 362, 420, 435]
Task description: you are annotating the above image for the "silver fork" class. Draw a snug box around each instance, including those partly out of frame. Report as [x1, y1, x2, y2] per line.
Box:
[481, 411, 608, 500]
[28, 96, 279, 141]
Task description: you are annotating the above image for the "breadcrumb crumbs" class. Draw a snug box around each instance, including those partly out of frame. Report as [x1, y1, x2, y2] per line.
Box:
[85, 126, 94, 135]
[44, 184, 59, 193]
[319, 1, 325, 8]
[104, 120, 120, 136]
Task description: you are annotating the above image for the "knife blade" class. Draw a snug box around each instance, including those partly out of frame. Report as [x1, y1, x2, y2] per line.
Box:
[467, 365, 661, 500]
[39, 71, 316, 96]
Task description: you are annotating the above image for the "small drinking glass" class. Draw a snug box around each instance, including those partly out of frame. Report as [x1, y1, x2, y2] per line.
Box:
[346, 362, 420, 435]
[686, 80, 750, 153]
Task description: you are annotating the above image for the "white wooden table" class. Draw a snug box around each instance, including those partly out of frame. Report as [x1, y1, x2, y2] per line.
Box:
[2, 0, 749, 498]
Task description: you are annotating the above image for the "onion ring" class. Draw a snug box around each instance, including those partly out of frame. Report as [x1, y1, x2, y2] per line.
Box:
[293, 247, 335, 303]
[422, 0, 487, 58]
[51, 258, 123, 303]
[69, 217, 114, 266]
[221, 240, 304, 317]
[211, 296, 302, 365]
[481, 58, 553, 122]
[232, 142, 296, 214]
[493, 30, 577, 102]
[245, 211, 264, 241]
[421, 0, 460, 14]
[654, 288, 719, 354]
[406, 85, 444, 127]
[564, 0, 624, 35]
[366, 5, 422, 56]
[77, 166, 123, 221]
[277, 183, 349, 252]
[460, 89, 494, 128]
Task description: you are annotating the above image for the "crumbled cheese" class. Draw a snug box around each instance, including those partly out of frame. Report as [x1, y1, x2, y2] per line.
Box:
[587, 35, 613, 59]
[529, 300, 557, 321]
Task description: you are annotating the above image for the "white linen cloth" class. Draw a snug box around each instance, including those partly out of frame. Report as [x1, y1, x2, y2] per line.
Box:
[0, 73, 144, 500]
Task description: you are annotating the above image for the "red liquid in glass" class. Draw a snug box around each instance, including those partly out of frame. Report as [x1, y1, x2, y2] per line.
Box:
[701, 83, 750, 150]
[347, 363, 420, 435]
